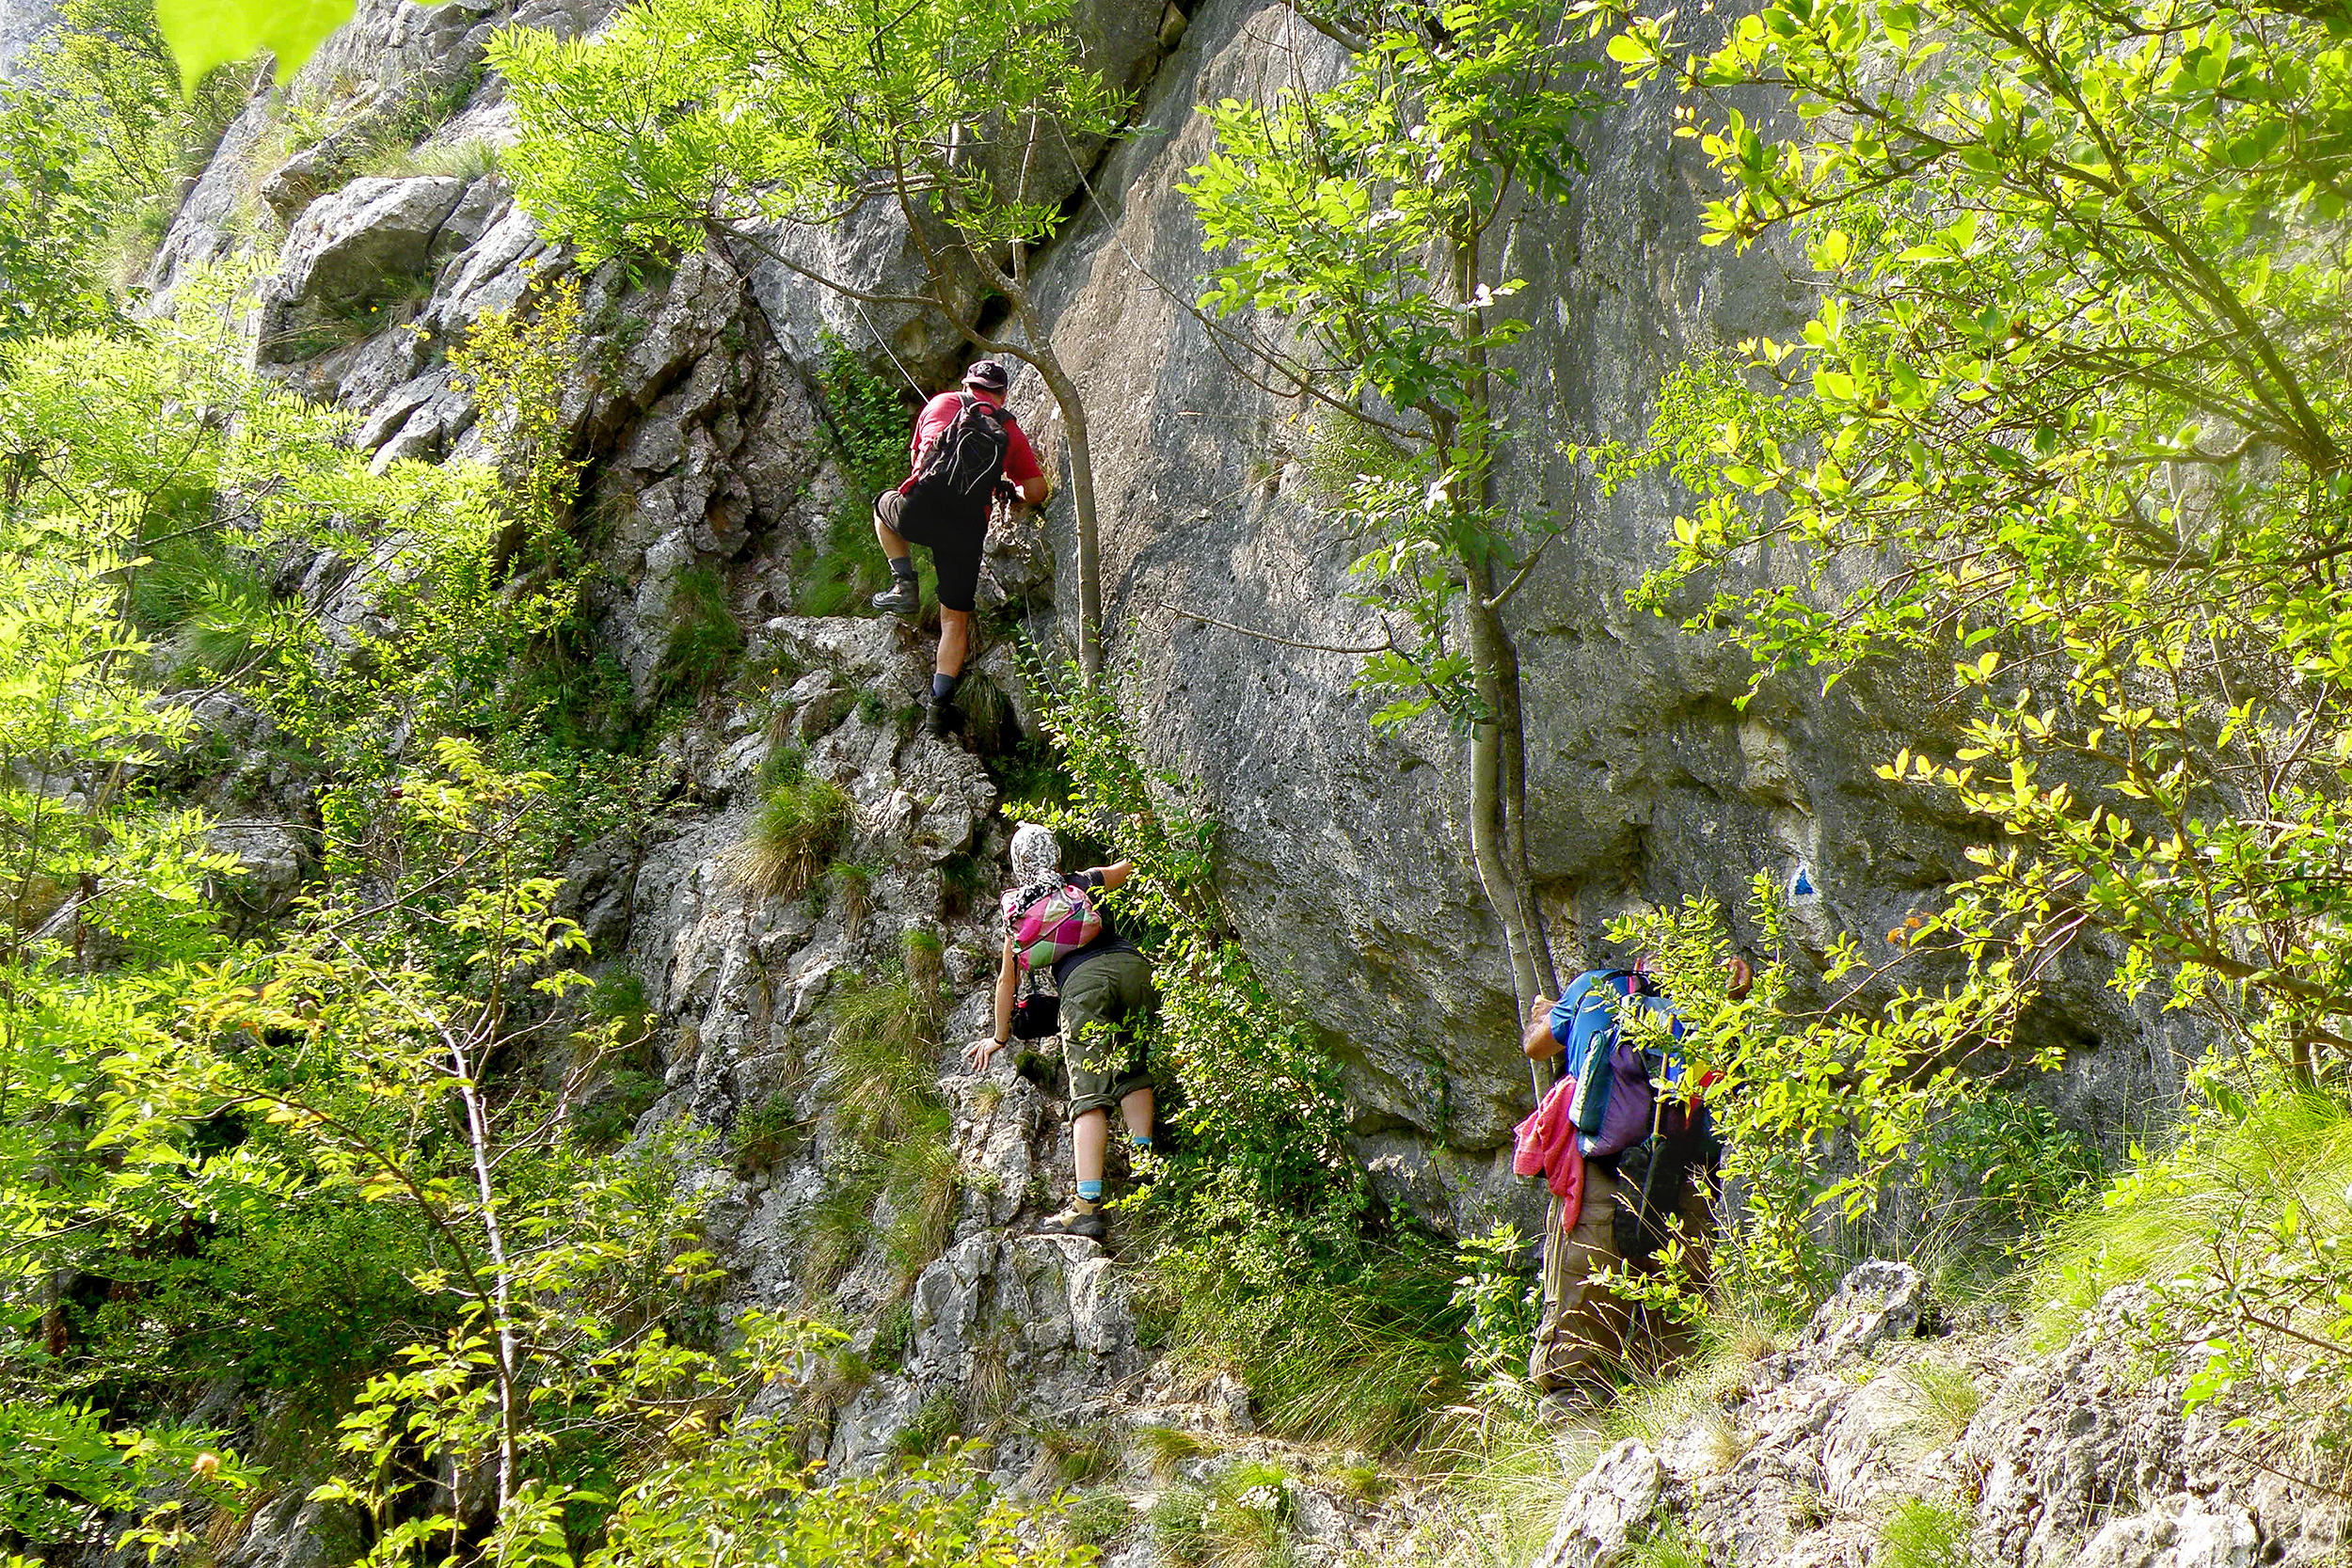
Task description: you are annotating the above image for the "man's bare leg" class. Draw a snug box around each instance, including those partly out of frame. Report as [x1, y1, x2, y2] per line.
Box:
[937, 606, 971, 680]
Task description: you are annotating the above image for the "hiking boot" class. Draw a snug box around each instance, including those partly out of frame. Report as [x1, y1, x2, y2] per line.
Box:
[925, 696, 962, 737]
[870, 576, 919, 617]
[1034, 1205, 1105, 1242]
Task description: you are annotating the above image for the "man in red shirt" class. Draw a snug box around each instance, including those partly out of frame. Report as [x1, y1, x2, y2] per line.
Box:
[872, 360, 1049, 735]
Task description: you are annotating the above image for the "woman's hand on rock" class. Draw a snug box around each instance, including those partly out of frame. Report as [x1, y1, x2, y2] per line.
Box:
[963, 1037, 1003, 1071]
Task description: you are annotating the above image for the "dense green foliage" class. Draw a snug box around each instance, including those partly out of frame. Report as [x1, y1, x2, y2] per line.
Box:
[0, 0, 246, 334]
[1584, 0, 2352, 1477]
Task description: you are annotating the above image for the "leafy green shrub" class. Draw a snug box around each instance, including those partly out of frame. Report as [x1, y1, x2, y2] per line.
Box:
[739, 772, 850, 898]
[142, 1198, 444, 1398]
[731, 1090, 806, 1168]
[587, 1435, 1092, 1568]
[0, 1401, 254, 1553]
[894, 1390, 961, 1459]
[575, 1068, 667, 1148]
[587, 969, 652, 1032]
[658, 566, 743, 695]
[1454, 1225, 1541, 1410]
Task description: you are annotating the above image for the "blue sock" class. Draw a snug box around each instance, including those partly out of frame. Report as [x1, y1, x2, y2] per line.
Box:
[1076, 1179, 1104, 1204]
[931, 673, 956, 702]
[1130, 1135, 1154, 1152]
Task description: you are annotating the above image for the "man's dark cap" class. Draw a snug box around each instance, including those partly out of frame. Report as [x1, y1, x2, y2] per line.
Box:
[961, 360, 1009, 392]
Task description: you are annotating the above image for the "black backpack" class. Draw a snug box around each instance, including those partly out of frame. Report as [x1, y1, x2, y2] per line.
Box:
[908, 393, 1011, 512]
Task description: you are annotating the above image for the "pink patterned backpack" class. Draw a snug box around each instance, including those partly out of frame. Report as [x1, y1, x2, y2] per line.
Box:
[1002, 878, 1104, 973]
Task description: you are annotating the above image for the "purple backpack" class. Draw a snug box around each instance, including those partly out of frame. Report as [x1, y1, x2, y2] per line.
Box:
[1578, 1037, 1659, 1159]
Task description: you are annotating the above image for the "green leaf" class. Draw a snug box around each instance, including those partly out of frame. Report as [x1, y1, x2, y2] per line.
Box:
[154, 0, 438, 95]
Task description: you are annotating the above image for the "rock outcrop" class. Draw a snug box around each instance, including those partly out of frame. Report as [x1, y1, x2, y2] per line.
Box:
[1535, 1267, 2352, 1568]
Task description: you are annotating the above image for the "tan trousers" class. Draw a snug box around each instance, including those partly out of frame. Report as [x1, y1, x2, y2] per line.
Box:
[1529, 1157, 1719, 1391]
[1530, 1164, 1631, 1391]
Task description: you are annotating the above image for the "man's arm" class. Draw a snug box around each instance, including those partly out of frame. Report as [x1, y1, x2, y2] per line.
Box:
[1083, 860, 1134, 891]
[1002, 417, 1048, 506]
[1522, 993, 1562, 1060]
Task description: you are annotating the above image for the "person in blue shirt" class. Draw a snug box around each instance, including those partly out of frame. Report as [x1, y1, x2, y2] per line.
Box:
[1518, 956, 1751, 1397]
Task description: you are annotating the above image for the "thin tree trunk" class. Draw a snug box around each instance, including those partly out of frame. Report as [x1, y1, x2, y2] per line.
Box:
[453, 1037, 518, 1511]
[1448, 220, 1557, 1094]
[1007, 312, 1105, 678]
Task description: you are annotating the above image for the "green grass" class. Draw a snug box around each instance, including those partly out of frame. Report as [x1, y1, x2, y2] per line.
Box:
[823, 971, 942, 1145]
[1132, 1421, 1216, 1481]
[1877, 1497, 1974, 1568]
[124, 527, 282, 681]
[658, 566, 743, 697]
[902, 926, 946, 992]
[572, 1069, 665, 1148]
[828, 861, 877, 932]
[1035, 1419, 1121, 1486]
[893, 1390, 960, 1459]
[797, 501, 936, 618]
[2022, 1085, 2352, 1346]
[879, 1109, 958, 1278]
[1142, 1233, 1464, 1454]
[356, 135, 501, 181]
[738, 773, 850, 900]
[1061, 1490, 1133, 1549]
[1896, 1357, 1982, 1449]
[1148, 1460, 1296, 1568]
[1630, 1521, 1720, 1568]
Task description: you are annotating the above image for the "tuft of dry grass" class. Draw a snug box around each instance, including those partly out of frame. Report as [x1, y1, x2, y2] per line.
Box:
[736, 765, 850, 899]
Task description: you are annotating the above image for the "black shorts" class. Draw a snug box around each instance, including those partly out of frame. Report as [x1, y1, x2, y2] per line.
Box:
[874, 490, 984, 613]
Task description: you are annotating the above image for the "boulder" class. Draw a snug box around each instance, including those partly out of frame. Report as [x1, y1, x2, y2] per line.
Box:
[1796, 1260, 1927, 1368]
[1536, 1440, 1664, 1568]
[2076, 1497, 2261, 1568]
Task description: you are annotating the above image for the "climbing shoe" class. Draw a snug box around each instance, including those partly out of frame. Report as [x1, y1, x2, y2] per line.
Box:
[1034, 1205, 1106, 1242]
[925, 696, 963, 737]
[870, 576, 919, 617]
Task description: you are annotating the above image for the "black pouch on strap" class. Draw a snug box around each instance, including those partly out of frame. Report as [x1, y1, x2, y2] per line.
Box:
[1009, 979, 1060, 1040]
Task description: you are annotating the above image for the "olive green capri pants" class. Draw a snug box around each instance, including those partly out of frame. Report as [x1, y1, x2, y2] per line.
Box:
[1057, 948, 1155, 1121]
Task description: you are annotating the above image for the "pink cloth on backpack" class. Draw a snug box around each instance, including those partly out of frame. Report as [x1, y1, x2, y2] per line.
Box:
[1513, 1074, 1586, 1219]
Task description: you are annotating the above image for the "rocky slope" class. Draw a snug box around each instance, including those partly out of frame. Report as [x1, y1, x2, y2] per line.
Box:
[1537, 1263, 2352, 1568]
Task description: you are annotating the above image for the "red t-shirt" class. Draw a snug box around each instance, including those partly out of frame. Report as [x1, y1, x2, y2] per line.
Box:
[898, 390, 1044, 496]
